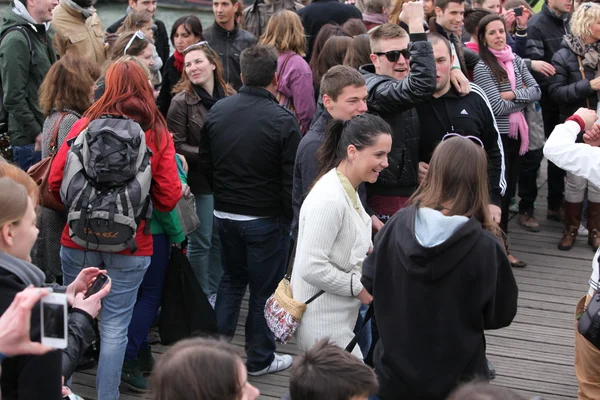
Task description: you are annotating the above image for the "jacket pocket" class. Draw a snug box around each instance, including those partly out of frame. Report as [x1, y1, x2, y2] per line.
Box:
[68, 32, 88, 44]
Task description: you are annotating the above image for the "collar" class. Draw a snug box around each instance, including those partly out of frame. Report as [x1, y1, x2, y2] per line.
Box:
[239, 85, 276, 101]
[212, 20, 239, 36]
[434, 85, 461, 100]
[542, 3, 570, 22]
[0, 251, 44, 287]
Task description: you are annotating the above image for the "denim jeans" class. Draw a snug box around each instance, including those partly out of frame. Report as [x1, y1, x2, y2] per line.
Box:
[125, 234, 170, 361]
[353, 303, 372, 359]
[187, 194, 222, 297]
[518, 148, 544, 214]
[61, 246, 151, 400]
[13, 144, 40, 171]
[214, 216, 290, 372]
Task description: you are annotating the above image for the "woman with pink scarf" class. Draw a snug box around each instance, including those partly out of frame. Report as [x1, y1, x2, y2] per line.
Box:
[473, 13, 540, 268]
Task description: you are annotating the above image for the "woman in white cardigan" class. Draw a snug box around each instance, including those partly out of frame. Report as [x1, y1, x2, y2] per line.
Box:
[290, 114, 392, 359]
[544, 107, 600, 399]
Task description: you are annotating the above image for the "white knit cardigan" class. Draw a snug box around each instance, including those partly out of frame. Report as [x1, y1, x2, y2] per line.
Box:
[290, 168, 372, 358]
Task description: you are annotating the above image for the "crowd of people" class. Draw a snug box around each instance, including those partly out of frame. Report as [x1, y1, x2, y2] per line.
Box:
[0, 0, 598, 398]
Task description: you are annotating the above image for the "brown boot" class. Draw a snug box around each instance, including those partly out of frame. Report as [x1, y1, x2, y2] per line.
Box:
[558, 201, 583, 251]
[588, 202, 600, 251]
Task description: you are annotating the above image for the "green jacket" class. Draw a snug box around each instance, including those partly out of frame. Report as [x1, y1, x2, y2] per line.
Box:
[0, 2, 56, 145]
[150, 155, 188, 244]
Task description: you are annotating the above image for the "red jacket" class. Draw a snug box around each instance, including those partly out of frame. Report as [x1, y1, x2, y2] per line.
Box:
[48, 118, 182, 256]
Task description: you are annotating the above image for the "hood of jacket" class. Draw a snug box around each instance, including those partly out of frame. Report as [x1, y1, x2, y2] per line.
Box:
[393, 204, 483, 282]
[0, 251, 45, 286]
[3, 0, 51, 32]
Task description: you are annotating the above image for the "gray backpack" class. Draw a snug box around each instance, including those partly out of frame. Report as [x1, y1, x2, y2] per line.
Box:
[60, 117, 153, 253]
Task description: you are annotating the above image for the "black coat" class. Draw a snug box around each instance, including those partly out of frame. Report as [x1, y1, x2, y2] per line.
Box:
[203, 22, 256, 91]
[362, 205, 518, 400]
[548, 43, 598, 123]
[297, 0, 362, 62]
[106, 15, 170, 70]
[157, 55, 182, 117]
[199, 86, 301, 220]
[359, 33, 436, 197]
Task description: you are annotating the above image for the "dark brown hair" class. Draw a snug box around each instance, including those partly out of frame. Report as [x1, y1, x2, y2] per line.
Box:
[342, 18, 367, 37]
[464, 8, 493, 36]
[289, 339, 379, 400]
[309, 24, 349, 77]
[435, 0, 465, 10]
[150, 338, 244, 400]
[409, 137, 502, 240]
[344, 34, 371, 69]
[172, 42, 235, 96]
[38, 55, 101, 116]
[170, 15, 203, 45]
[314, 36, 352, 86]
[477, 14, 509, 82]
[448, 381, 525, 399]
[320, 65, 366, 101]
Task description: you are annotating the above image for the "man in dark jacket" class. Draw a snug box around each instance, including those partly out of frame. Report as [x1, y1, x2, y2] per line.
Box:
[416, 34, 505, 220]
[0, 0, 57, 171]
[297, 0, 362, 61]
[527, 0, 571, 221]
[106, 0, 170, 68]
[204, 0, 257, 91]
[359, 8, 436, 223]
[199, 45, 300, 377]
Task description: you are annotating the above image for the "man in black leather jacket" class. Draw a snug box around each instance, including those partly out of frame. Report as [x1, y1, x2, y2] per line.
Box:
[204, 0, 257, 91]
[359, 3, 436, 225]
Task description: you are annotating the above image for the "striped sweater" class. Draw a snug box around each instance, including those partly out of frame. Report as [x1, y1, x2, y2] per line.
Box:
[473, 55, 541, 136]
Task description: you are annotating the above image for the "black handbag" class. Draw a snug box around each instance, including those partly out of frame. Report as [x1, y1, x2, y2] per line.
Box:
[159, 246, 217, 345]
[578, 258, 600, 349]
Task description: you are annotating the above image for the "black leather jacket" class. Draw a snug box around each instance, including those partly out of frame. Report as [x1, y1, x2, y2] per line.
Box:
[203, 22, 257, 91]
[359, 32, 436, 197]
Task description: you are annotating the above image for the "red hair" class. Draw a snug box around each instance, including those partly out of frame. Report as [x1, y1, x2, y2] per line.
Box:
[83, 59, 167, 149]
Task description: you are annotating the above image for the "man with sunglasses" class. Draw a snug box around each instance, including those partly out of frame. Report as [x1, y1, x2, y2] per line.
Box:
[358, 3, 436, 225]
[415, 33, 505, 221]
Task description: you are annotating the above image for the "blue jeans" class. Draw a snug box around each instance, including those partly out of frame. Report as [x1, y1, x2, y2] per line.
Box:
[125, 234, 170, 361]
[61, 246, 150, 400]
[13, 144, 40, 171]
[187, 194, 222, 297]
[214, 216, 290, 372]
[353, 303, 372, 358]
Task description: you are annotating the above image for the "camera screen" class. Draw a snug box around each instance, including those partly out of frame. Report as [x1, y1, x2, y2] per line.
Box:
[43, 303, 65, 339]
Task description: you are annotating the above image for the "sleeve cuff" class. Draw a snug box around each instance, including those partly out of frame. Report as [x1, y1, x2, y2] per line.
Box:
[566, 115, 586, 132]
[71, 308, 94, 325]
[351, 273, 364, 297]
[409, 32, 427, 42]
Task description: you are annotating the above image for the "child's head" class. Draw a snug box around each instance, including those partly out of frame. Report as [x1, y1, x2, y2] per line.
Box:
[150, 338, 259, 400]
[289, 339, 378, 400]
[448, 381, 525, 400]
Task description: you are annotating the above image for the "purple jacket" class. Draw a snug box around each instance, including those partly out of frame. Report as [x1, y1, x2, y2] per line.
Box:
[277, 51, 315, 133]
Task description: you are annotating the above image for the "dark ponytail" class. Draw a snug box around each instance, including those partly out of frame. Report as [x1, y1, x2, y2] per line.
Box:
[314, 114, 392, 185]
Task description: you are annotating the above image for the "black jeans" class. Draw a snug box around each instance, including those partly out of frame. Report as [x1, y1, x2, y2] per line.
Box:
[518, 148, 544, 215]
[214, 216, 290, 372]
[500, 135, 522, 236]
[542, 107, 565, 210]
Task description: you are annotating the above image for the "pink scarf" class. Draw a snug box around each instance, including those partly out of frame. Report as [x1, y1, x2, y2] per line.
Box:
[489, 45, 529, 155]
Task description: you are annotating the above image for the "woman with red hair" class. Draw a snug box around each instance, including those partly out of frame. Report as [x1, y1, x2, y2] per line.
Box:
[48, 58, 181, 399]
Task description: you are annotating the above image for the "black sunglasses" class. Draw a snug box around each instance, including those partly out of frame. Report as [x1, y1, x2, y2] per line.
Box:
[374, 48, 411, 63]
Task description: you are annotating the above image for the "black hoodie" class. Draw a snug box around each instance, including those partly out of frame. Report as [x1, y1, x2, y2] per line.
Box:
[361, 205, 518, 400]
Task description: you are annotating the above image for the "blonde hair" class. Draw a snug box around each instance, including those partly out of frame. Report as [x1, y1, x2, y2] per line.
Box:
[389, 0, 412, 24]
[571, 2, 600, 39]
[0, 163, 39, 204]
[0, 178, 29, 229]
[259, 10, 307, 57]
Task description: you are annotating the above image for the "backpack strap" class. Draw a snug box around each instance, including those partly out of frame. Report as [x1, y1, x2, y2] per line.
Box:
[0, 25, 36, 67]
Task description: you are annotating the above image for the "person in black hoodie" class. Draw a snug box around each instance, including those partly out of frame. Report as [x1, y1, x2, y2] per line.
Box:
[362, 136, 518, 400]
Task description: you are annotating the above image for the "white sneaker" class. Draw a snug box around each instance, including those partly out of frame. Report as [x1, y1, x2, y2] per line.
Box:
[247, 353, 293, 376]
[579, 223, 589, 236]
[208, 294, 217, 309]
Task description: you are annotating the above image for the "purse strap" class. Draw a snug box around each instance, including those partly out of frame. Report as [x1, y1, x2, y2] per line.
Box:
[345, 304, 374, 353]
[578, 56, 592, 109]
[285, 243, 326, 304]
[48, 112, 67, 155]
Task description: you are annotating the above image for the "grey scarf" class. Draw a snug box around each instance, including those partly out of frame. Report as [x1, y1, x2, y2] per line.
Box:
[564, 34, 600, 70]
[0, 251, 44, 287]
[62, 0, 95, 20]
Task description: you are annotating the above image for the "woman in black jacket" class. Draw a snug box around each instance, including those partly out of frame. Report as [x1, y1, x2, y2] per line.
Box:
[362, 136, 518, 400]
[548, 2, 600, 252]
[157, 15, 203, 116]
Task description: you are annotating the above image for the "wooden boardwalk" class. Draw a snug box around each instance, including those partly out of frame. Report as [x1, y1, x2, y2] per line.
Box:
[72, 164, 587, 400]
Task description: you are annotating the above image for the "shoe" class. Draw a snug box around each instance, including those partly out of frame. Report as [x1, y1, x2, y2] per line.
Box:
[558, 202, 583, 251]
[588, 202, 600, 251]
[518, 213, 540, 232]
[509, 200, 518, 214]
[247, 353, 293, 376]
[121, 359, 148, 392]
[138, 345, 155, 375]
[508, 253, 527, 268]
[487, 358, 496, 380]
[579, 223, 589, 236]
[209, 293, 217, 309]
[547, 207, 564, 222]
